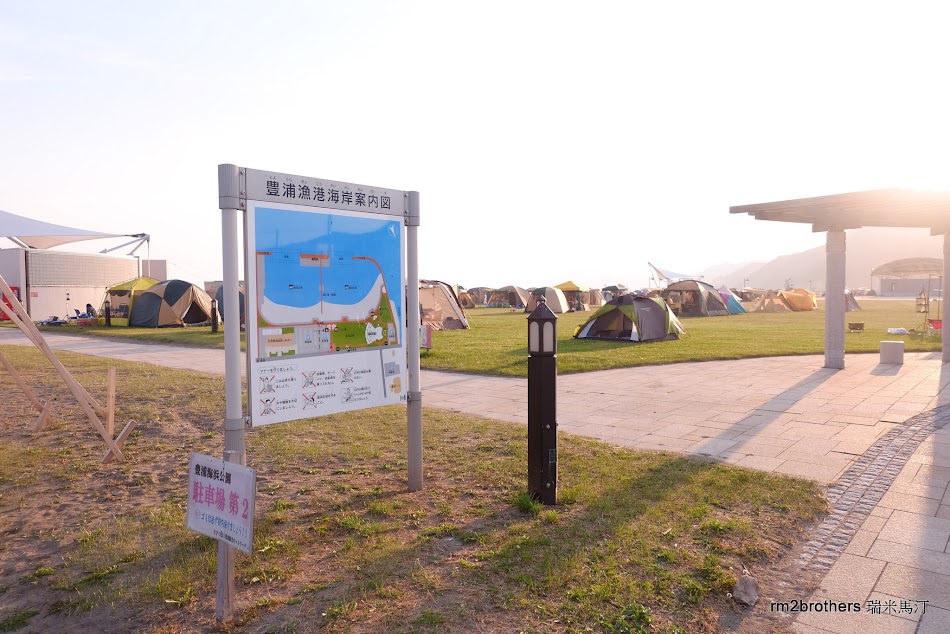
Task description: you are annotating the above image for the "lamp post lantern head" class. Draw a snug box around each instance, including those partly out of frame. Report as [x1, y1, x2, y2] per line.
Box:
[527, 296, 558, 356]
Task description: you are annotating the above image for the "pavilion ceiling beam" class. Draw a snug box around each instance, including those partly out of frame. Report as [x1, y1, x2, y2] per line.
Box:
[812, 223, 863, 233]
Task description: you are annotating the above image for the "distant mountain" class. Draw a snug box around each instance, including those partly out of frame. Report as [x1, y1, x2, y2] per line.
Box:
[699, 261, 766, 288]
[704, 228, 942, 291]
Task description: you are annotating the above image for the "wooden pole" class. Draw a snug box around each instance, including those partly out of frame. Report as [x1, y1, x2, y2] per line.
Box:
[0, 275, 106, 417]
[101, 420, 138, 464]
[107, 367, 116, 438]
[0, 274, 121, 459]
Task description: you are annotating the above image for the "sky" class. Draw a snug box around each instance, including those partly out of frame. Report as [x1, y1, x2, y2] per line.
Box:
[3, 1, 950, 291]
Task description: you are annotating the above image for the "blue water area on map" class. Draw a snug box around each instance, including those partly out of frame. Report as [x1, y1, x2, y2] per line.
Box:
[255, 207, 402, 320]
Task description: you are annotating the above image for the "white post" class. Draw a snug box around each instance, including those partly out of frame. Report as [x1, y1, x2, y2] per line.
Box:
[216, 164, 247, 621]
[943, 234, 950, 363]
[825, 229, 846, 369]
[406, 191, 423, 491]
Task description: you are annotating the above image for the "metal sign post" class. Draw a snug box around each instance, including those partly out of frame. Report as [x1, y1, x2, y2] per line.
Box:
[406, 191, 423, 491]
[216, 164, 247, 622]
[215, 164, 421, 621]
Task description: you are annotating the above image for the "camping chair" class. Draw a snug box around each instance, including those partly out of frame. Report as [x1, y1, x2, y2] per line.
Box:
[929, 319, 943, 334]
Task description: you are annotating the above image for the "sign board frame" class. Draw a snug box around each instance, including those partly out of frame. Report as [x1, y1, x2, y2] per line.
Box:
[216, 163, 422, 622]
[242, 168, 409, 427]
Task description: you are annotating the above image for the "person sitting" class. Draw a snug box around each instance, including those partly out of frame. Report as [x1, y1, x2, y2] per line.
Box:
[85, 303, 96, 317]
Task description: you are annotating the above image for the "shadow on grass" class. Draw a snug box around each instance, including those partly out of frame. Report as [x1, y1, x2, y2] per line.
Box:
[255, 443, 810, 633]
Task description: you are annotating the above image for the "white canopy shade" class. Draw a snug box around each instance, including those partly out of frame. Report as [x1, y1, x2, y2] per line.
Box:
[0, 208, 144, 249]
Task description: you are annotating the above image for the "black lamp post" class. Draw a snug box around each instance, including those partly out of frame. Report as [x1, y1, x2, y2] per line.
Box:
[527, 297, 557, 505]
[211, 298, 219, 334]
[104, 300, 112, 327]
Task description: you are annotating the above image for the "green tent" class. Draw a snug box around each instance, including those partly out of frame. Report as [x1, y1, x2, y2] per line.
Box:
[98, 276, 160, 326]
[573, 295, 684, 342]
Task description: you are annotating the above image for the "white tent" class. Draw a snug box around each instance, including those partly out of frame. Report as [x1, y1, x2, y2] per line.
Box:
[524, 286, 569, 313]
[419, 280, 469, 330]
[0, 208, 145, 249]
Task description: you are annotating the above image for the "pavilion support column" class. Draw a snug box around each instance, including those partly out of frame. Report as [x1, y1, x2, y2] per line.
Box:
[943, 234, 950, 363]
[824, 230, 846, 369]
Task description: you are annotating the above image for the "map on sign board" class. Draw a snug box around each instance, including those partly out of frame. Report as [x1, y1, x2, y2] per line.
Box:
[245, 201, 406, 426]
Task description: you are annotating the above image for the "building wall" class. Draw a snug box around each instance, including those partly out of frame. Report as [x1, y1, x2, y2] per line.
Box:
[141, 259, 167, 281]
[872, 275, 942, 297]
[0, 248, 27, 288]
[0, 249, 138, 319]
[0, 249, 26, 319]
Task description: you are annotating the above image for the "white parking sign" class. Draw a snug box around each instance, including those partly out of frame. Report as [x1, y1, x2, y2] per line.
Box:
[186, 452, 256, 554]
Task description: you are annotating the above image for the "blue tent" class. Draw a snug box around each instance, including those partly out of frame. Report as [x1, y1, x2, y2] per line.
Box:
[718, 286, 747, 315]
[214, 285, 246, 322]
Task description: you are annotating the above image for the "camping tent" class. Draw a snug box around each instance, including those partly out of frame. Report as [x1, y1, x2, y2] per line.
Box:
[738, 287, 766, 302]
[99, 276, 160, 326]
[457, 291, 476, 309]
[718, 285, 747, 315]
[525, 287, 569, 313]
[466, 287, 494, 305]
[488, 285, 529, 308]
[129, 280, 213, 327]
[659, 280, 729, 317]
[750, 289, 793, 312]
[845, 290, 862, 311]
[586, 288, 605, 306]
[555, 280, 590, 311]
[574, 295, 685, 342]
[419, 280, 469, 330]
[779, 288, 817, 311]
[213, 285, 246, 323]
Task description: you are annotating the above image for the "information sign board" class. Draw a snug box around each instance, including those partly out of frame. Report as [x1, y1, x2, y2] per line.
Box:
[243, 170, 407, 426]
[186, 452, 256, 554]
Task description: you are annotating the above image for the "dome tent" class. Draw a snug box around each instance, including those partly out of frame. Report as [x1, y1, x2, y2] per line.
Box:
[214, 285, 246, 323]
[130, 280, 213, 328]
[487, 285, 529, 308]
[750, 289, 792, 313]
[574, 295, 684, 342]
[718, 285, 747, 315]
[419, 279, 469, 331]
[99, 276, 160, 326]
[660, 280, 729, 317]
[524, 287, 569, 313]
[778, 288, 817, 311]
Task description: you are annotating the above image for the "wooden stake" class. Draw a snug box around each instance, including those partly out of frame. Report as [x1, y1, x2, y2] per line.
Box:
[107, 367, 116, 438]
[34, 402, 52, 431]
[0, 274, 120, 459]
[0, 275, 106, 417]
[101, 420, 138, 464]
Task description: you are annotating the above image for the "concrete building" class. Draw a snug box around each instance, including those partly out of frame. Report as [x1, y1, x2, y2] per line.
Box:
[0, 247, 139, 320]
[871, 257, 943, 297]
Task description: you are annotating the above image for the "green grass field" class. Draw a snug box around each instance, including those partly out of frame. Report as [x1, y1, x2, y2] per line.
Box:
[15, 297, 942, 377]
[0, 345, 825, 633]
[421, 298, 943, 375]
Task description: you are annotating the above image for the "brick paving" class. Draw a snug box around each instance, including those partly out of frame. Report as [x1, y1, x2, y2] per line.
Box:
[800, 405, 950, 576]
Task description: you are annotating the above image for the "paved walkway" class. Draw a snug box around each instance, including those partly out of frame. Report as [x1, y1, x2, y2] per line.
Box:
[3, 327, 950, 632]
